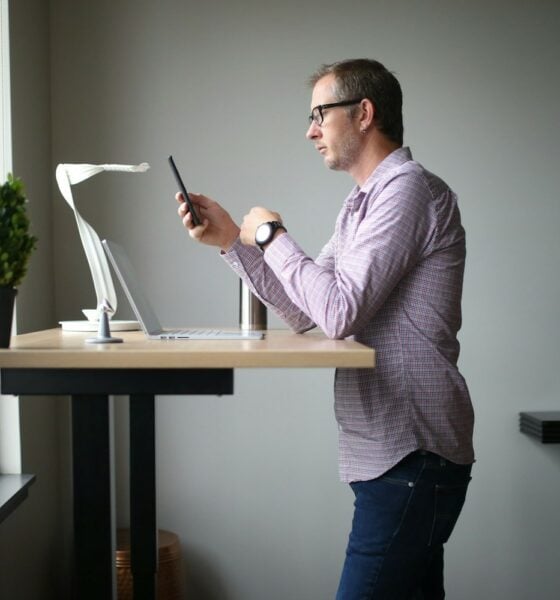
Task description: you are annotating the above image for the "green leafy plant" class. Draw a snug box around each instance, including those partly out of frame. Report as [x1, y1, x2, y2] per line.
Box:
[0, 173, 38, 287]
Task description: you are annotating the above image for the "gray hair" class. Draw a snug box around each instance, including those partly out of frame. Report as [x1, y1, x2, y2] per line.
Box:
[308, 59, 404, 145]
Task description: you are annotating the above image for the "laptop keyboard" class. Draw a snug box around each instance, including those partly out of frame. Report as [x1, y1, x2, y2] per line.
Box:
[160, 329, 261, 339]
[161, 329, 221, 338]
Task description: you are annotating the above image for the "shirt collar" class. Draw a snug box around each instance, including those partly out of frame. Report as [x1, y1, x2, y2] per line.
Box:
[356, 146, 413, 196]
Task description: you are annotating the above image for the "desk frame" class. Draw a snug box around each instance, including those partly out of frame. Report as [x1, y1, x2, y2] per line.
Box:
[1, 368, 233, 600]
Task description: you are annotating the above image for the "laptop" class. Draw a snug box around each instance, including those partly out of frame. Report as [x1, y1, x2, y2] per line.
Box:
[102, 239, 263, 340]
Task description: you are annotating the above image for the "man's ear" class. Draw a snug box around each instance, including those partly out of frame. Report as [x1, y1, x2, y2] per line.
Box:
[358, 98, 375, 133]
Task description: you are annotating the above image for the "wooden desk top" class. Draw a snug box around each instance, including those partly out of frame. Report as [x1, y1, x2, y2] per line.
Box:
[0, 328, 375, 370]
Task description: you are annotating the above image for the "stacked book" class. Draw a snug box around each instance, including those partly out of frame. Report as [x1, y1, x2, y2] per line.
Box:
[519, 411, 560, 443]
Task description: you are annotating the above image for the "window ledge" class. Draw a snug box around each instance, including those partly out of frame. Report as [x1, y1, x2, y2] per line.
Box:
[0, 474, 36, 524]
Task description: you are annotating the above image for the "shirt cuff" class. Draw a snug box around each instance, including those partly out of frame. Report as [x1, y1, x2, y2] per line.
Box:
[221, 237, 263, 278]
[263, 233, 305, 273]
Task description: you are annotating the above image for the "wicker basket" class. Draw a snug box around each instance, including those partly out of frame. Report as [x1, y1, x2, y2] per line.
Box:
[116, 529, 185, 599]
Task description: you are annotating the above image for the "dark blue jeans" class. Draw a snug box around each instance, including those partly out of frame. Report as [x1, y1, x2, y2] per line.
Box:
[336, 450, 472, 600]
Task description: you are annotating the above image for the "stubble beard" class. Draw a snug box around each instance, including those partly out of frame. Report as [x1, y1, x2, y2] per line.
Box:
[324, 130, 362, 172]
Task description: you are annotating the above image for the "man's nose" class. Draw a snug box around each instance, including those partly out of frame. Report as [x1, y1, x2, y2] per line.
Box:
[306, 121, 320, 140]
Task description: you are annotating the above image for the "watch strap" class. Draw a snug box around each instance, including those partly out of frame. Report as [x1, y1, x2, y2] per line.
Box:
[256, 221, 287, 250]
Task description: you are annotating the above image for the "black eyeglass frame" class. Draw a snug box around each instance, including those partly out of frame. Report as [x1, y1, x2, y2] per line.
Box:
[308, 98, 363, 126]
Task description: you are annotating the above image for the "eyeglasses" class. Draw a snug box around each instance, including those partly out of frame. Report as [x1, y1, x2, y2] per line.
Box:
[308, 99, 363, 126]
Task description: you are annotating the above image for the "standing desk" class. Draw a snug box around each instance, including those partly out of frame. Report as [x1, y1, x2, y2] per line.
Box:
[0, 328, 375, 600]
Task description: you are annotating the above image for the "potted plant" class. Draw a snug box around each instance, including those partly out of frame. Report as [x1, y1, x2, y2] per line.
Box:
[0, 174, 38, 347]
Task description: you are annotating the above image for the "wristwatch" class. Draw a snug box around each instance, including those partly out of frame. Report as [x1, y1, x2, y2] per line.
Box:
[255, 221, 287, 250]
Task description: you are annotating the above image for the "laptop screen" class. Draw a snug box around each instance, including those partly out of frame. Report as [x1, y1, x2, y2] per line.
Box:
[102, 239, 163, 335]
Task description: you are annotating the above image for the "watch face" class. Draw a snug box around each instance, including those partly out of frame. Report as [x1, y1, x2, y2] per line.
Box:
[255, 223, 273, 245]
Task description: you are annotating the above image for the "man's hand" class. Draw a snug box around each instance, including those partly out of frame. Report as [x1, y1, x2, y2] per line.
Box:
[176, 192, 240, 252]
[240, 207, 283, 246]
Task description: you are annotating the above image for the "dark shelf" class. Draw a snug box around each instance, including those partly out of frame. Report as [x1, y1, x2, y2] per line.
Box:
[519, 411, 560, 444]
[0, 474, 36, 524]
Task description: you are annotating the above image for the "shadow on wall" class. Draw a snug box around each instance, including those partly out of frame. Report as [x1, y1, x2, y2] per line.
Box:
[183, 545, 231, 600]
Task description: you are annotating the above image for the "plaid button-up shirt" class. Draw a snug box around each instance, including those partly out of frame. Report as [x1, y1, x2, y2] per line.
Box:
[224, 147, 474, 482]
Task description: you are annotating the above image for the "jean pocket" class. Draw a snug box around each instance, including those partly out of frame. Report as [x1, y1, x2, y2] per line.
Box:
[428, 478, 471, 546]
[380, 476, 417, 487]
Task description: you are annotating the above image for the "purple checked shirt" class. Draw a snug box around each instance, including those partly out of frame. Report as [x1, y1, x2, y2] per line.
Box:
[223, 147, 474, 483]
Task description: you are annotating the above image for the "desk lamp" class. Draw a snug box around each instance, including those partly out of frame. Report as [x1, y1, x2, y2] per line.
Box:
[56, 162, 150, 331]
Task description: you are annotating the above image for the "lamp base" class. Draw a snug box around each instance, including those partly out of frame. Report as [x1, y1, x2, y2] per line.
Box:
[85, 336, 123, 344]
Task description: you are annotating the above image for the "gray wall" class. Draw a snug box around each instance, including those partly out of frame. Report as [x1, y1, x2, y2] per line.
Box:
[4, 0, 560, 598]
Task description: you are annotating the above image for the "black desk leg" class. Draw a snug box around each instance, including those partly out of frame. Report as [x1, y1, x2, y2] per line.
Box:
[72, 394, 114, 599]
[130, 394, 157, 600]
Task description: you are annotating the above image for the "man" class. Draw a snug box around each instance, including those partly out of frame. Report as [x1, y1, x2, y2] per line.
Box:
[176, 59, 474, 599]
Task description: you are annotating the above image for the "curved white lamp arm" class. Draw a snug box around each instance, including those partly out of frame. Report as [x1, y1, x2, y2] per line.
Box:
[55, 162, 150, 318]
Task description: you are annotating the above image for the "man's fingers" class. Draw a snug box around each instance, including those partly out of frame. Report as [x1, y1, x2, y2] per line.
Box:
[188, 192, 213, 209]
[188, 219, 209, 240]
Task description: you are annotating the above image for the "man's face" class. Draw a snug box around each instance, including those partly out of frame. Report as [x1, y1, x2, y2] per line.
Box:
[306, 74, 361, 172]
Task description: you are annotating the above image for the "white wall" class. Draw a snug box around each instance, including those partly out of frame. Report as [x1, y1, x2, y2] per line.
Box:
[34, 0, 560, 598]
